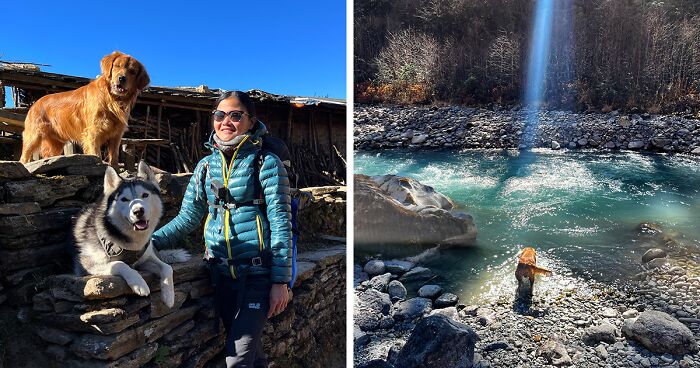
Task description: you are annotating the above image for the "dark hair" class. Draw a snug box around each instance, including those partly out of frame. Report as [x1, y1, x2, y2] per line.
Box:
[214, 90, 256, 118]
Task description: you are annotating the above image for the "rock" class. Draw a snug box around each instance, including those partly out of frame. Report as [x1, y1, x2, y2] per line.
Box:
[354, 175, 477, 246]
[477, 307, 496, 326]
[364, 260, 386, 276]
[0, 161, 31, 179]
[4, 175, 89, 207]
[483, 341, 512, 352]
[622, 309, 639, 319]
[384, 260, 414, 274]
[645, 257, 670, 270]
[417, 285, 442, 299]
[371, 174, 454, 210]
[551, 141, 561, 150]
[411, 134, 428, 145]
[355, 288, 392, 331]
[354, 265, 369, 287]
[595, 344, 608, 360]
[577, 138, 588, 146]
[537, 336, 572, 366]
[691, 147, 700, 155]
[618, 116, 631, 127]
[642, 248, 667, 263]
[399, 267, 433, 283]
[0, 202, 42, 216]
[434, 293, 458, 308]
[628, 140, 645, 149]
[367, 273, 392, 292]
[582, 322, 617, 345]
[23, 154, 103, 175]
[387, 280, 407, 302]
[622, 310, 699, 355]
[600, 307, 618, 318]
[393, 297, 432, 321]
[357, 360, 394, 368]
[652, 138, 672, 148]
[354, 325, 370, 346]
[428, 306, 459, 320]
[391, 314, 478, 368]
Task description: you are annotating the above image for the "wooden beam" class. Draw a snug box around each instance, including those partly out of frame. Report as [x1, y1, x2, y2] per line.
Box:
[286, 106, 293, 145]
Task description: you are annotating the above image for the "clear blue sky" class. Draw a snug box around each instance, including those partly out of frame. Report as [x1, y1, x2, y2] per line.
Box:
[2, 0, 346, 106]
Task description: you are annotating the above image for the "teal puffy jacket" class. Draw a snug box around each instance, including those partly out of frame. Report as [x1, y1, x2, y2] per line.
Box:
[152, 121, 292, 284]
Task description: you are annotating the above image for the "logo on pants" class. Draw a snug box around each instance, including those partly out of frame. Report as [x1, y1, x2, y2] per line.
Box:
[248, 302, 261, 310]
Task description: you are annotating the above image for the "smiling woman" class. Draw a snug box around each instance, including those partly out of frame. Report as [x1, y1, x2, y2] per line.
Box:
[150, 90, 293, 367]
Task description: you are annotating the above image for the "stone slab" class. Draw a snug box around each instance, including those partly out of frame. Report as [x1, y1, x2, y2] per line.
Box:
[23, 155, 102, 175]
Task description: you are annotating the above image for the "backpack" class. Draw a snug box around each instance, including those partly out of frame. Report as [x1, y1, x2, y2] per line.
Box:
[251, 135, 300, 289]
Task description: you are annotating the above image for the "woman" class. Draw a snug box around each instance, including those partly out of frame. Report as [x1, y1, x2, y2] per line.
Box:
[152, 91, 291, 367]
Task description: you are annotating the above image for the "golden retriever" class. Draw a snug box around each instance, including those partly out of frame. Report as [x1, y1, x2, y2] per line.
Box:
[20, 51, 149, 167]
[515, 247, 552, 299]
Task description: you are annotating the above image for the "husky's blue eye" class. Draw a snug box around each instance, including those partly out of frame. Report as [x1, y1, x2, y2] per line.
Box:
[120, 197, 129, 202]
[142, 193, 149, 198]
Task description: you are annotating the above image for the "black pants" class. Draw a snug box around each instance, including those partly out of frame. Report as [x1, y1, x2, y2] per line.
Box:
[212, 272, 272, 368]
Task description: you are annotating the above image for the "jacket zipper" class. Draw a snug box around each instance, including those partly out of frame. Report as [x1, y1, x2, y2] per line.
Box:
[219, 136, 250, 279]
[256, 214, 265, 252]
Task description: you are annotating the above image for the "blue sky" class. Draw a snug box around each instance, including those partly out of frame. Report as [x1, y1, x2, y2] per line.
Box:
[2, 0, 346, 106]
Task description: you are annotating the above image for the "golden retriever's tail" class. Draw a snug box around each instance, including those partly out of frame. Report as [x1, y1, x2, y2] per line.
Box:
[20, 110, 41, 163]
[532, 266, 553, 277]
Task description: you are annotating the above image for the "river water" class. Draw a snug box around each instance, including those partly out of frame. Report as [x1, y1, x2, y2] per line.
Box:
[355, 149, 700, 303]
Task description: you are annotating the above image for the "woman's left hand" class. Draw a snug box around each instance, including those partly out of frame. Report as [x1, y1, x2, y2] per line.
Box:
[268, 283, 289, 318]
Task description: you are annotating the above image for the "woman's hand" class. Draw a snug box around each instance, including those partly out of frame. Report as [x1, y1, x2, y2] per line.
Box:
[268, 283, 289, 318]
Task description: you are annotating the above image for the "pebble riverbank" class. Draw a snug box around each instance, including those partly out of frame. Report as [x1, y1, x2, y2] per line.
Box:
[354, 104, 700, 154]
[354, 248, 700, 367]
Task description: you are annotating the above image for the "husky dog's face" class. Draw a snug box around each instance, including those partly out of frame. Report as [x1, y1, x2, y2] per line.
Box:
[103, 162, 163, 239]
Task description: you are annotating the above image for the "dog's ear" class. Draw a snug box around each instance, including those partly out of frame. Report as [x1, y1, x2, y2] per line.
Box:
[100, 51, 123, 79]
[135, 62, 150, 90]
[104, 166, 122, 194]
[137, 160, 157, 185]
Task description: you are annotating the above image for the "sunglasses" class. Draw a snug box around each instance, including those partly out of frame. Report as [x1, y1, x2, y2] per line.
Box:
[212, 109, 250, 122]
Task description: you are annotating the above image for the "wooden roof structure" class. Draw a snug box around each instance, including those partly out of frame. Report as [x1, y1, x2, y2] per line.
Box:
[0, 63, 346, 187]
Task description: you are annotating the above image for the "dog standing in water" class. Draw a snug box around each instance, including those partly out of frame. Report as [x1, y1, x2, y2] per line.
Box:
[515, 247, 553, 301]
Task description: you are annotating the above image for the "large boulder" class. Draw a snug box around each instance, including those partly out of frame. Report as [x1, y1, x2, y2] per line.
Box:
[371, 175, 454, 210]
[390, 314, 479, 368]
[354, 174, 476, 246]
[622, 310, 699, 355]
[355, 289, 392, 331]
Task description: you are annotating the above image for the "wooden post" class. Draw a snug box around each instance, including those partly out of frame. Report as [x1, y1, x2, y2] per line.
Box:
[156, 104, 163, 167]
[0, 82, 5, 108]
[286, 106, 293, 145]
[144, 105, 151, 138]
[310, 111, 318, 155]
[327, 112, 333, 148]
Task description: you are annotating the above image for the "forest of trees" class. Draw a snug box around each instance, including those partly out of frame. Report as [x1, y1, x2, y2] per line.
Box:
[354, 0, 700, 113]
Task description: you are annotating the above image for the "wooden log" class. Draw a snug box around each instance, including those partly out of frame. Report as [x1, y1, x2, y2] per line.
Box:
[144, 105, 150, 139]
[156, 104, 163, 167]
[286, 106, 293, 148]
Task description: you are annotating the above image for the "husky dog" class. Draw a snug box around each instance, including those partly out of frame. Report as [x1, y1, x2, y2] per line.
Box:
[73, 161, 190, 307]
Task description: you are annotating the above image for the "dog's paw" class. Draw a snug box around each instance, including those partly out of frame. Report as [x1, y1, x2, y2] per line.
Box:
[129, 280, 151, 297]
[161, 286, 175, 308]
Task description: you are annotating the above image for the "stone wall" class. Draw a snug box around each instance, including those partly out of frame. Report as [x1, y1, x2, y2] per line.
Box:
[0, 155, 346, 367]
[354, 104, 700, 153]
[29, 245, 345, 368]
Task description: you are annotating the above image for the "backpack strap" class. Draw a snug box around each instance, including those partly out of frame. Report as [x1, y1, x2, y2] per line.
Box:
[252, 147, 266, 210]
